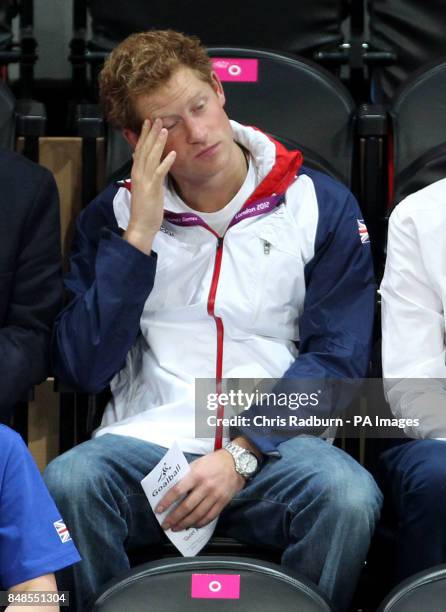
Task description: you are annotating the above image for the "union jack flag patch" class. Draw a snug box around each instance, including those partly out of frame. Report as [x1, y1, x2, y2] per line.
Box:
[54, 519, 72, 543]
[357, 219, 370, 244]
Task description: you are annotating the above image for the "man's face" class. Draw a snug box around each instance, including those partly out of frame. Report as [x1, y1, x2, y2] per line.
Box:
[131, 66, 235, 188]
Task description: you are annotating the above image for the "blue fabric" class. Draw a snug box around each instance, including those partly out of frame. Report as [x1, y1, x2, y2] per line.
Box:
[45, 434, 382, 612]
[298, 166, 375, 380]
[380, 438, 446, 582]
[52, 183, 157, 393]
[0, 425, 80, 589]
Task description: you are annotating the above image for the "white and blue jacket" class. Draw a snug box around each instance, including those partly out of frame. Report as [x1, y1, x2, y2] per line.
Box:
[53, 122, 375, 456]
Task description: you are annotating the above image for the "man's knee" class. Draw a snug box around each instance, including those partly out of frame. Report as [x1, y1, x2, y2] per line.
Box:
[279, 439, 382, 519]
[44, 442, 107, 507]
[311, 460, 382, 524]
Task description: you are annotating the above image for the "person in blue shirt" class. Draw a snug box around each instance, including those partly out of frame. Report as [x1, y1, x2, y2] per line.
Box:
[0, 425, 80, 611]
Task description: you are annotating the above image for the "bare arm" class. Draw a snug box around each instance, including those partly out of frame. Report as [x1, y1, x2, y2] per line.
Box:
[6, 573, 59, 612]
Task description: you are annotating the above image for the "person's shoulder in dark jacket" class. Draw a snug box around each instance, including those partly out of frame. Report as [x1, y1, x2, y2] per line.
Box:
[0, 148, 63, 420]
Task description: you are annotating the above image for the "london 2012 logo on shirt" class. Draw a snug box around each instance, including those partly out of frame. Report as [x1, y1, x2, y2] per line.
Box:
[53, 519, 72, 543]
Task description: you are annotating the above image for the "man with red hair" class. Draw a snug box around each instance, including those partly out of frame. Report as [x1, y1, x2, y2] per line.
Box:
[46, 30, 381, 612]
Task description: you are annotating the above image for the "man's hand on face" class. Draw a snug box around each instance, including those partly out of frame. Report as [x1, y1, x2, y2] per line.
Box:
[155, 449, 246, 531]
[124, 118, 176, 256]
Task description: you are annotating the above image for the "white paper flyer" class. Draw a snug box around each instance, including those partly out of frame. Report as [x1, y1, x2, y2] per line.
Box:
[141, 442, 217, 556]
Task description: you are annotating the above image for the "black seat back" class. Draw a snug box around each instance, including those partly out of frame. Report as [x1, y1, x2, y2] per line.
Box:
[369, 0, 446, 104]
[72, 0, 350, 101]
[390, 60, 446, 205]
[377, 565, 446, 612]
[88, 0, 347, 58]
[92, 556, 332, 612]
[208, 48, 355, 187]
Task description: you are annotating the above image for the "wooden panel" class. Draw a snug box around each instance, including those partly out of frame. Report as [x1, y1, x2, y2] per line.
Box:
[27, 379, 59, 472]
[39, 137, 105, 264]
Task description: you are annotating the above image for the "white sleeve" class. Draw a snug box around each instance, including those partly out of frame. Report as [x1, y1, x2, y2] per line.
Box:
[380, 203, 446, 438]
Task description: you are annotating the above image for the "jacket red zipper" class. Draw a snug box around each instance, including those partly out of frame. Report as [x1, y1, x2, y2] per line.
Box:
[206, 235, 225, 450]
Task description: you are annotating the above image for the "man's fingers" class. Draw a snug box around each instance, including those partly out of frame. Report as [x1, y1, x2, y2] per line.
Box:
[144, 127, 170, 175]
[155, 150, 177, 179]
[167, 495, 216, 531]
[156, 473, 195, 513]
[133, 118, 152, 154]
[161, 488, 205, 529]
[133, 118, 162, 169]
[195, 503, 221, 528]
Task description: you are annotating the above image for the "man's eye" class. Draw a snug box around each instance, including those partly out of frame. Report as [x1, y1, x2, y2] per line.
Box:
[194, 102, 206, 112]
[164, 121, 178, 130]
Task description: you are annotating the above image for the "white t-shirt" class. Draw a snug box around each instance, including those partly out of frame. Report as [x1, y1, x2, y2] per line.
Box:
[167, 156, 256, 235]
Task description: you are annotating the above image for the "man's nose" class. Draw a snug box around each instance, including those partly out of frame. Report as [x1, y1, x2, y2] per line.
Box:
[185, 118, 206, 143]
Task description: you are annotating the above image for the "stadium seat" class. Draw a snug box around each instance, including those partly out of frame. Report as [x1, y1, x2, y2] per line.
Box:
[208, 48, 354, 185]
[70, 0, 351, 101]
[388, 59, 446, 206]
[369, 0, 446, 104]
[91, 556, 333, 612]
[377, 565, 446, 612]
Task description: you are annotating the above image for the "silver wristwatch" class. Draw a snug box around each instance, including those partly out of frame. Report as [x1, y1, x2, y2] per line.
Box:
[224, 441, 259, 480]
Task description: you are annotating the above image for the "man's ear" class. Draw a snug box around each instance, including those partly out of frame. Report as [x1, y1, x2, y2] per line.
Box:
[122, 128, 139, 151]
[211, 71, 226, 107]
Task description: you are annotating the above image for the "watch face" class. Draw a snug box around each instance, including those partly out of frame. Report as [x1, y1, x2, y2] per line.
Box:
[238, 452, 258, 475]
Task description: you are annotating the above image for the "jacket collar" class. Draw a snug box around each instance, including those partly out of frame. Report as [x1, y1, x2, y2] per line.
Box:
[163, 121, 303, 215]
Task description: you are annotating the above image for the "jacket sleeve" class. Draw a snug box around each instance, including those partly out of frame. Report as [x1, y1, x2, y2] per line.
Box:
[289, 192, 375, 379]
[381, 203, 446, 439]
[233, 182, 376, 455]
[52, 188, 157, 393]
[0, 169, 63, 420]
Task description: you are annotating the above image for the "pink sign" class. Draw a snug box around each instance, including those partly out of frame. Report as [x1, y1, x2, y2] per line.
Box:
[212, 58, 258, 82]
[191, 573, 241, 599]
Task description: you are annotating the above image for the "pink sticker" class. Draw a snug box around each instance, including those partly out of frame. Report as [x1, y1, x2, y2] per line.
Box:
[212, 58, 258, 82]
[191, 573, 241, 599]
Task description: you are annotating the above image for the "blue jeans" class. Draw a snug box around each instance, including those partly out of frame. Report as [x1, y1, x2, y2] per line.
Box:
[380, 439, 446, 582]
[44, 435, 382, 612]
